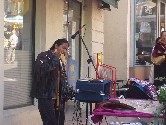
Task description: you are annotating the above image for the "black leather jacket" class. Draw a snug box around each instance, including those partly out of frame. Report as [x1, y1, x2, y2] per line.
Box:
[30, 50, 60, 99]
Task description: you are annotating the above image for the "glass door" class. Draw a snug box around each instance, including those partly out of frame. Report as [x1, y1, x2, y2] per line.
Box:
[4, 0, 34, 109]
[134, 0, 166, 66]
[63, 0, 81, 89]
[135, 0, 157, 65]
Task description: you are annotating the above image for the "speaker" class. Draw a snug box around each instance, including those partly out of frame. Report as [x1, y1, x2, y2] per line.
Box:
[75, 79, 111, 103]
[126, 86, 150, 99]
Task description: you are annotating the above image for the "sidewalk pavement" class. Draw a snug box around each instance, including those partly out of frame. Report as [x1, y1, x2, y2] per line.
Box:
[64, 100, 91, 125]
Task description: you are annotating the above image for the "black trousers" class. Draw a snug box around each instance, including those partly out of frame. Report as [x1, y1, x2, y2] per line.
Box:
[154, 62, 166, 88]
[154, 62, 166, 78]
[38, 98, 65, 125]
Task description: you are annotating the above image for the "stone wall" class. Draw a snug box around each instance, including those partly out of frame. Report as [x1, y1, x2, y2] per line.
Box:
[104, 0, 129, 81]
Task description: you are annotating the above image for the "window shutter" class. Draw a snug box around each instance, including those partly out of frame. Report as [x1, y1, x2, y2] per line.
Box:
[4, 51, 33, 109]
[4, 0, 34, 109]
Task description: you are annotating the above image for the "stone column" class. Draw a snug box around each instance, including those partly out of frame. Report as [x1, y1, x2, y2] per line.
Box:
[45, 0, 64, 50]
[35, 0, 64, 54]
[91, 0, 104, 78]
[81, 0, 104, 79]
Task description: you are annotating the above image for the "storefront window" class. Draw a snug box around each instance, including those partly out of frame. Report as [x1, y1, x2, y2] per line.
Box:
[135, 0, 157, 65]
[4, 0, 34, 109]
[63, 0, 81, 89]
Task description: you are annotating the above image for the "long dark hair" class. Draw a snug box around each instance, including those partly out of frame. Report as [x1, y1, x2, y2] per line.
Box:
[50, 38, 69, 50]
[155, 37, 160, 44]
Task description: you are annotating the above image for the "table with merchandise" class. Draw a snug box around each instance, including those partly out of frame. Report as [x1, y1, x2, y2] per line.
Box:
[88, 98, 164, 125]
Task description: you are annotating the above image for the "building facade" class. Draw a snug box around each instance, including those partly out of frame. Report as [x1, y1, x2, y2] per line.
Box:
[0, 0, 107, 124]
[0, 0, 165, 124]
[104, 0, 166, 81]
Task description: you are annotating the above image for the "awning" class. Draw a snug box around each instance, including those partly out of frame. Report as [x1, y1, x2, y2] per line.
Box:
[102, 0, 120, 8]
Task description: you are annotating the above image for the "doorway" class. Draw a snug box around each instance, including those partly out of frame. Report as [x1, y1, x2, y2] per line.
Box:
[63, 0, 82, 88]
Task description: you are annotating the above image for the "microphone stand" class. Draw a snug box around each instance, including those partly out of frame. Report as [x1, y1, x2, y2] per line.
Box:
[79, 33, 98, 125]
[80, 36, 98, 78]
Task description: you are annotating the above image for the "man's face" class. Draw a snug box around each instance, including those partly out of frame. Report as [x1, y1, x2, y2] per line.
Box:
[161, 32, 166, 42]
[57, 43, 68, 56]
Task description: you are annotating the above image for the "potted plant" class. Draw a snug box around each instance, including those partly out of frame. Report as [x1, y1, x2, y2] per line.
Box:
[157, 84, 166, 124]
[157, 85, 166, 106]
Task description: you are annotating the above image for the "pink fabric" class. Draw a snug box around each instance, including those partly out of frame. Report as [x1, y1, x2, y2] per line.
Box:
[91, 108, 154, 123]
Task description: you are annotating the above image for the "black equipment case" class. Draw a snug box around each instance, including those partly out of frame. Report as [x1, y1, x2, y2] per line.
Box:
[75, 79, 111, 103]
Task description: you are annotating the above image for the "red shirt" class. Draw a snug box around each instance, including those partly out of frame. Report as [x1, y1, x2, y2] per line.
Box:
[152, 42, 166, 57]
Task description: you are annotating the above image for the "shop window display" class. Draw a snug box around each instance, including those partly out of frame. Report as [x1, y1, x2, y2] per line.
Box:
[135, 0, 157, 65]
[4, 0, 23, 51]
[3, 0, 33, 109]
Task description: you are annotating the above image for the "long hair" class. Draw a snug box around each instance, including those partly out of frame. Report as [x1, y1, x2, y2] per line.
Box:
[50, 38, 69, 50]
[155, 37, 160, 45]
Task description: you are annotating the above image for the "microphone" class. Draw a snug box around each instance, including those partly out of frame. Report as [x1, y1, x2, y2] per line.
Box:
[71, 24, 86, 39]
